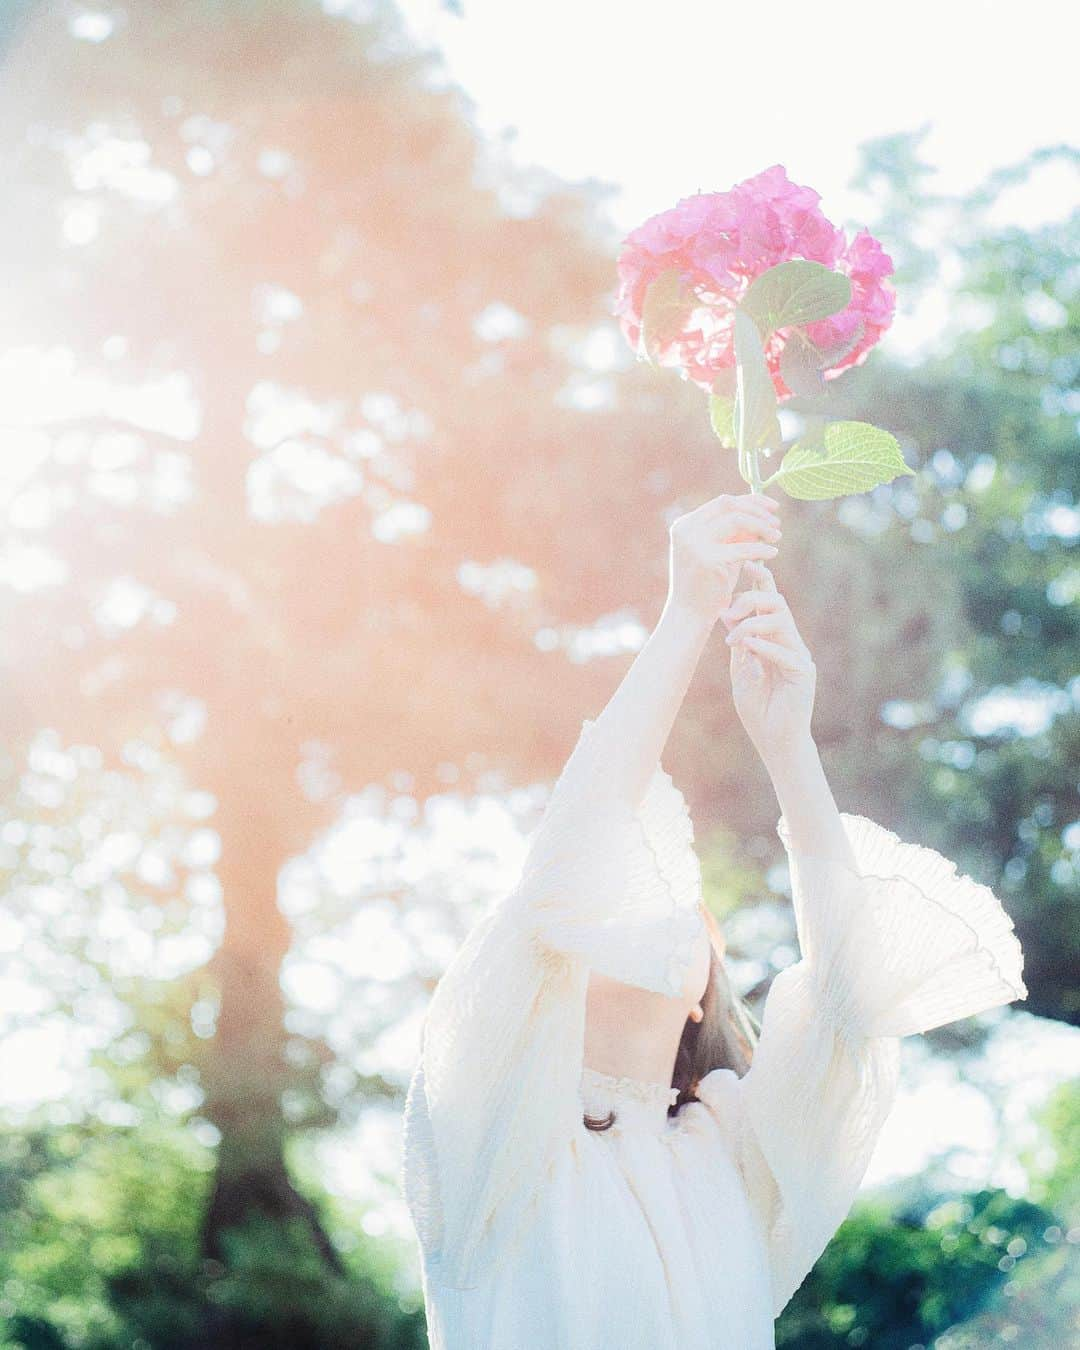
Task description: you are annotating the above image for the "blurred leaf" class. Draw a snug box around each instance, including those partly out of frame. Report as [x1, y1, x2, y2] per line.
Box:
[638, 267, 697, 367]
[708, 392, 736, 448]
[778, 329, 830, 401]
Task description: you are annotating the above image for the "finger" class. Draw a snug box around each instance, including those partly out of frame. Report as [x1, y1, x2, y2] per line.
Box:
[731, 617, 801, 652]
[721, 588, 786, 623]
[733, 634, 810, 673]
[741, 560, 780, 592]
[720, 508, 781, 533]
[725, 612, 796, 644]
[732, 491, 782, 517]
[713, 540, 779, 564]
[716, 510, 782, 541]
[704, 494, 781, 526]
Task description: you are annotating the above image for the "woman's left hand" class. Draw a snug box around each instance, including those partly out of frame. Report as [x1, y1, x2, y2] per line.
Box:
[720, 561, 816, 767]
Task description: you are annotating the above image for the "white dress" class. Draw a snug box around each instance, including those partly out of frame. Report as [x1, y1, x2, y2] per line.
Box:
[399, 713, 1027, 1350]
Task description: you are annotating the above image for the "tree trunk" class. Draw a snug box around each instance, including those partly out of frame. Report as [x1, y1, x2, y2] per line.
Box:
[197, 800, 344, 1277]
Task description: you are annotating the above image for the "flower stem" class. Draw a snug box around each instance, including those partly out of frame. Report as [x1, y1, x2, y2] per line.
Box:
[737, 442, 763, 491]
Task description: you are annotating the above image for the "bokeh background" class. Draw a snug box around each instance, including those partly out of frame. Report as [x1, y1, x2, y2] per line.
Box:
[0, 1, 1077, 1347]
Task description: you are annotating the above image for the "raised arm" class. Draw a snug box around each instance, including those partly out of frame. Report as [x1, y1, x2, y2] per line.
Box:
[587, 492, 781, 811]
[701, 558, 1027, 1317]
[719, 556, 852, 865]
[512, 492, 783, 990]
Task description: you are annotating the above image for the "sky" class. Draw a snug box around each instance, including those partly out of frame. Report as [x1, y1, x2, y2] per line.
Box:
[389, 0, 1077, 233]
[386, 0, 1079, 358]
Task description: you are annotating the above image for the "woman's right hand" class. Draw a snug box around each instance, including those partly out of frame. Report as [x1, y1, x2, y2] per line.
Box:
[666, 491, 782, 628]
[721, 560, 816, 768]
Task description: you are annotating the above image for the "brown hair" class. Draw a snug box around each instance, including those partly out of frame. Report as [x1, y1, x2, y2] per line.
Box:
[583, 904, 760, 1131]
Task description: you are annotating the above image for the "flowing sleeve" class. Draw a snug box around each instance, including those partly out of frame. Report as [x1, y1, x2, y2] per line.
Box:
[695, 810, 1028, 1320]
[400, 714, 706, 1291]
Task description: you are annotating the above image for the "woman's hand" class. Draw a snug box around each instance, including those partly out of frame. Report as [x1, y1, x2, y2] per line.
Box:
[721, 560, 816, 767]
[666, 491, 781, 629]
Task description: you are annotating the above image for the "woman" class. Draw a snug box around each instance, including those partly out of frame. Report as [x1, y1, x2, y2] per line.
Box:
[400, 490, 1027, 1349]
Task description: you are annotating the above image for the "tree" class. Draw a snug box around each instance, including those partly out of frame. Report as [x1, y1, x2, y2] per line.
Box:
[776, 1079, 1080, 1348]
[829, 130, 1080, 1024]
[0, 0, 643, 1321]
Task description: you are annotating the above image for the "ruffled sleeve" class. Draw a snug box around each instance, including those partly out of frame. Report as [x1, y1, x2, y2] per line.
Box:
[695, 810, 1027, 1320]
[400, 715, 706, 1291]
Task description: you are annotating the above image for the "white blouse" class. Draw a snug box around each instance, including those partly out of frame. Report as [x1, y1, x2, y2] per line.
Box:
[399, 714, 1027, 1350]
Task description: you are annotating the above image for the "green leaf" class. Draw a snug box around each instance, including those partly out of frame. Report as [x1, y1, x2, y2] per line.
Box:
[734, 310, 780, 455]
[708, 393, 736, 447]
[778, 318, 869, 401]
[638, 267, 696, 367]
[764, 420, 915, 500]
[814, 316, 866, 366]
[740, 260, 852, 337]
[778, 330, 829, 401]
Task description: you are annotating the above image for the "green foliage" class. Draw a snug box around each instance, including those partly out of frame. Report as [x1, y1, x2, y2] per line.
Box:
[778, 330, 830, 401]
[698, 824, 773, 925]
[778, 325, 866, 401]
[0, 1116, 427, 1349]
[0, 1120, 209, 1348]
[708, 392, 736, 448]
[775, 1075, 1080, 1348]
[734, 309, 782, 482]
[764, 421, 915, 499]
[1022, 1079, 1080, 1224]
[777, 1184, 1069, 1348]
[740, 259, 852, 337]
[728, 263, 901, 498]
[638, 267, 697, 367]
[838, 130, 1080, 1024]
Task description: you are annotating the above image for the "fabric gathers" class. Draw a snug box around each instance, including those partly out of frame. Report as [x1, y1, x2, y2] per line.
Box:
[399, 713, 1027, 1348]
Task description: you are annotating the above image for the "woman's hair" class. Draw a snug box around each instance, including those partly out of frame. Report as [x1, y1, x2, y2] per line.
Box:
[583, 904, 761, 1131]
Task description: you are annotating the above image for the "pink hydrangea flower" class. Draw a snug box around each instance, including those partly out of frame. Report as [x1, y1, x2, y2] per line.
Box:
[614, 165, 896, 400]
